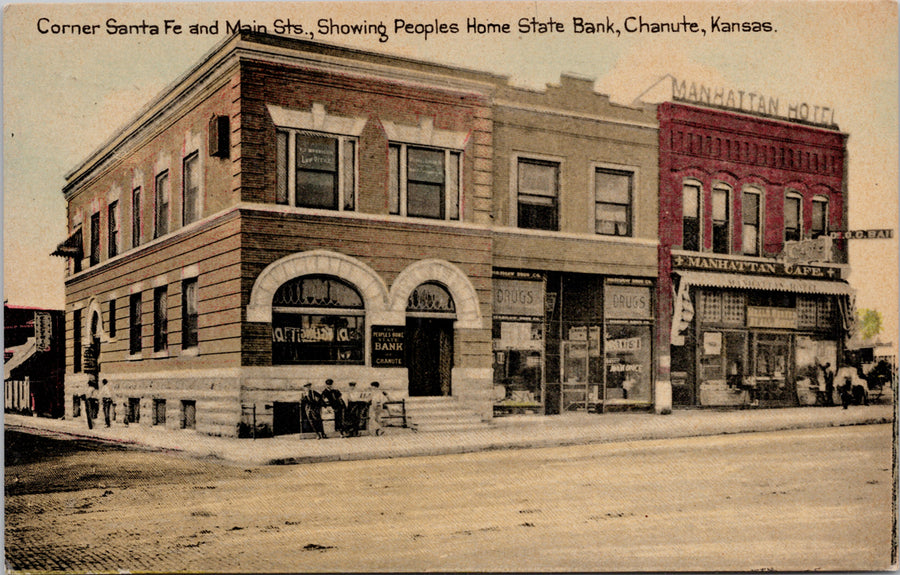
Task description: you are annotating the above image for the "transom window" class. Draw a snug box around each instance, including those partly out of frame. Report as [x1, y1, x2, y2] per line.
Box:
[517, 158, 559, 231]
[272, 275, 364, 365]
[276, 131, 356, 211]
[594, 168, 633, 237]
[407, 282, 456, 316]
[389, 144, 460, 220]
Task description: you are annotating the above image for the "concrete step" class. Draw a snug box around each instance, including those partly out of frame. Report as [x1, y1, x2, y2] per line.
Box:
[404, 397, 492, 433]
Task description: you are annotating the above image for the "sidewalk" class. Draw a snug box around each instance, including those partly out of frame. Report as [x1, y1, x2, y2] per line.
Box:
[4, 404, 894, 466]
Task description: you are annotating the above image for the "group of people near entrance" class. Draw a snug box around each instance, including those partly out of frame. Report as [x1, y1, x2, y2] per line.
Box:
[301, 380, 392, 439]
[811, 358, 868, 409]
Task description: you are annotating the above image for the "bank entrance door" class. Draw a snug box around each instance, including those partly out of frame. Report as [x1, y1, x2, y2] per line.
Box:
[753, 333, 795, 406]
[406, 318, 454, 396]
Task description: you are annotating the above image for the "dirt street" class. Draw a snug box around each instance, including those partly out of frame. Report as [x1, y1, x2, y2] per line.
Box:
[5, 424, 895, 572]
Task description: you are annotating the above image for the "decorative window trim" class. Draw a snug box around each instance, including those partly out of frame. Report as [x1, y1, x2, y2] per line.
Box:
[268, 103, 367, 137]
[381, 117, 468, 150]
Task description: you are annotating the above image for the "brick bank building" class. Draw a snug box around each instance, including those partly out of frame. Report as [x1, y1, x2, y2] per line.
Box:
[656, 100, 853, 408]
[56, 32, 662, 436]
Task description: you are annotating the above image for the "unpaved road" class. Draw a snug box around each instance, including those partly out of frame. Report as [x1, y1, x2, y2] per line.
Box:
[5, 424, 896, 572]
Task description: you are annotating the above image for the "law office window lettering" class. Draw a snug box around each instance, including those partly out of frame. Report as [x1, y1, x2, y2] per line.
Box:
[272, 275, 364, 365]
[276, 130, 356, 211]
[389, 144, 460, 220]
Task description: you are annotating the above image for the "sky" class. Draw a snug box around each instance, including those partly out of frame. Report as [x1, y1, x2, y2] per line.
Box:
[3, 1, 898, 349]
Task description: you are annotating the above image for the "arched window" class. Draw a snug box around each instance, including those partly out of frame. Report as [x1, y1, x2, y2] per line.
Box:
[682, 180, 701, 251]
[711, 183, 731, 254]
[272, 275, 364, 365]
[811, 196, 829, 239]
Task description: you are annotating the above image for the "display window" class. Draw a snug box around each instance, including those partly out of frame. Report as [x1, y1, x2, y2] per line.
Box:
[492, 320, 543, 411]
[604, 323, 652, 402]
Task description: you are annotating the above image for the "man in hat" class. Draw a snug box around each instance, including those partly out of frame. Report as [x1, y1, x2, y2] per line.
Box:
[321, 379, 346, 437]
[100, 379, 114, 427]
[300, 382, 326, 439]
[367, 381, 391, 436]
[344, 382, 364, 437]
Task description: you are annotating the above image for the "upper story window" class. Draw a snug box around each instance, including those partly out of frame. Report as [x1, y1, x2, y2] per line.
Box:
[594, 168, 633, 237]
[785, 192, 802, 242]
[129, 292, 142, 355]
[811, 197, 828, 239]
[277, 131, 356, 210]
[154, 171, 170, 239]
[389, 144, 460, 220]
[181, 278, 198, 350]
[269, 103, 366, 212]
[742, 189, 761, 256]
[711, 184, 730, 254]
[272, 275, 365, 365]
[153, 286, 168, 353]
[89, 211, 101, 266]
[131, 187, 141, 248]
[682, 181, 701, 251]
[517, 158, 559, 231]
[107, 201, 119, 258]
[183, 152, 201, 225]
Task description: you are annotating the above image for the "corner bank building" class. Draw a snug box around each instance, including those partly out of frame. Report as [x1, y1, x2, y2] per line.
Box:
[57, 32, 660, 437]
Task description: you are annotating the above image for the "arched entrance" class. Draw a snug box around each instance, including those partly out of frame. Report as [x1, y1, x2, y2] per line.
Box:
[406, 282, 455, 396]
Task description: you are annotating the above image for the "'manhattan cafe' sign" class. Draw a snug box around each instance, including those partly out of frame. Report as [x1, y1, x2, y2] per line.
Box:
[671, 77, 837, 128]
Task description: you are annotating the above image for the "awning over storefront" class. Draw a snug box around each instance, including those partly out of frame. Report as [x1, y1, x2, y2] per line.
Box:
[676, 270, 854, 296]
[51, 228, 82, 259]
[4, 338, 37, 380]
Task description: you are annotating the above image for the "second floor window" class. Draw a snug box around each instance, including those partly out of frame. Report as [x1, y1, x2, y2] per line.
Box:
[108, 298, 117, 338]
[682, 181, 701, 251]
[711, 186, 730, 254]
[389, 144, 460, 220]
[742, 190, 761, 256]
[182, 278, 198, 349]
[129, 293, 142, 355]
[811, 198, 828, 238]
[183, 152, 200, 225]
[89, 212, 101, 266]
[594, 168, 633, 237]
[132, 187, 141, 249]
[107, 201, 119, 258]
[276, 131, 356, 211]
[153, 286, 168, 353]
[155, 171, 169, 238]
[517, 159, 558, 231]
[785, 194, 801, 242]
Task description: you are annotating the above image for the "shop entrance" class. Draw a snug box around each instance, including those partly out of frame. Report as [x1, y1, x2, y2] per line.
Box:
[406, 318, 454, 396]
[753, 333, 795, 406]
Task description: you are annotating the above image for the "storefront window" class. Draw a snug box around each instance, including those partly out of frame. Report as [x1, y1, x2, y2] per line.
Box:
[272, 275, 364, 365]
[493, 273, 545, 414]
[605, 323, 652, 402]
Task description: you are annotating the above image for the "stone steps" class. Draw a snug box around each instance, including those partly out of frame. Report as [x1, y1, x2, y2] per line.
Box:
[404, 397, 491, 433]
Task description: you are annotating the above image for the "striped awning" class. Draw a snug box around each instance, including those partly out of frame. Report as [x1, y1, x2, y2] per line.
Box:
[677, 270, 854, 296]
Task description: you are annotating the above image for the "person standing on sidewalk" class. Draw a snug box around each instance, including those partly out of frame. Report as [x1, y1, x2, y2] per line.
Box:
[301, 382, 326, 439]
[100, 379, 113, 427]
[367, 381, 390, 436]
[344, 382, 364, 437]
[321, 379, 346, 437]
